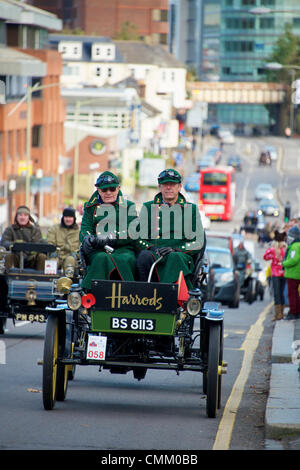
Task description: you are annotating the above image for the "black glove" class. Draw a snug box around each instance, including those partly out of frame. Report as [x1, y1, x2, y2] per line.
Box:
[155, 246, 174, 257]
[81, 235, 103, 257]
[103, 236, 117, 248]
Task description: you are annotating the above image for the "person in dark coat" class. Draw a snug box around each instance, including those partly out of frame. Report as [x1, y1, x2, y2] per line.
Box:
[46, 207, 80, 277]
[79, 171, 138, 289]
[0, 205, 46, 270]
[135, 169, 205, 288]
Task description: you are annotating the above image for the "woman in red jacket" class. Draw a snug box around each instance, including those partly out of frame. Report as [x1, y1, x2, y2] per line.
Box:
[263, 230, 287, 320]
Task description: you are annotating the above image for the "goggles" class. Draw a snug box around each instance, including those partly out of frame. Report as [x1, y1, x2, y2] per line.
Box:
[98, 175, 117, 185]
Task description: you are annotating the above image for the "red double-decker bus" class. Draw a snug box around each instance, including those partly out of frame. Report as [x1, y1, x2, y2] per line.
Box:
[199, 166, 236, 221]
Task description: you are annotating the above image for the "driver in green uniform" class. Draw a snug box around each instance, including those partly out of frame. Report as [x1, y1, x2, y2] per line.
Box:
[136, 169, 205, 288]
[79, 171, 137, 289]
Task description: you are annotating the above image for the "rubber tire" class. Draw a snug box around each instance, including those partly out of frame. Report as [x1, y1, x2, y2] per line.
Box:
[206, 322, 220, 418]
[0, 318, 6, 335]
[43, 315, 59, 410]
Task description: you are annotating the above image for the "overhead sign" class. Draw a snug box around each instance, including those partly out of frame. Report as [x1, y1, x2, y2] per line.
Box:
[138, 158, 165, 187]
[186, 102, 208, 128]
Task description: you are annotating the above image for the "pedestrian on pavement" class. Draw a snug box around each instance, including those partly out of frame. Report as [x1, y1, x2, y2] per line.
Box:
[46, 207, 80, 278]
[263, 230, 287, 321]
[79, 171, 137, 289]
[282, 225, 300, 320]
[0, 205, 46, 270]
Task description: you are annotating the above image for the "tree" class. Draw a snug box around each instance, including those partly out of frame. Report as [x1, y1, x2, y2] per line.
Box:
[265, 25, 300, 135]
[113, 22, 140, 41]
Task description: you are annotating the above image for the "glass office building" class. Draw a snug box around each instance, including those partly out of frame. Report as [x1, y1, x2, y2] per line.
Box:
[218, 0, 300, 126]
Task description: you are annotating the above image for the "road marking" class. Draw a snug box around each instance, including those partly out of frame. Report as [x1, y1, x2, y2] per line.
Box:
[213, 302, 272, 450]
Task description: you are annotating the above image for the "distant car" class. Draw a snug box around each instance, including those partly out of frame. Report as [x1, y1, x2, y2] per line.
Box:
[206, 246, 240, 308]
[254, 183, 274, 200]
[257, 198, 280, 217]
[218, 129, 235, 144]
[196, 156, 215, 171]
[204, 147, 222, 164]
[206, 231, 234, 253]
[227, 154, 242, 171]
[263, 145, 277, 161]
[184, 172, 200, 192]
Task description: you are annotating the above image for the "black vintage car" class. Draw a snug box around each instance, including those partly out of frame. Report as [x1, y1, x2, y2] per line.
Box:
[0, 242, 71, 334]
[258, 151, 271, 166]
[41, 252, 227, 418]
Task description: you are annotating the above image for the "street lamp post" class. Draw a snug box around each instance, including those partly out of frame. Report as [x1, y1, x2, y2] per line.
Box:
[265, 62, 300, 134]
[8, 81, 60, 207]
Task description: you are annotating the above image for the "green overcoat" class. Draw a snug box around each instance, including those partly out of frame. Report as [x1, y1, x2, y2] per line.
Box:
[136, 192, 205, 288]
[79, 190, 137, 289]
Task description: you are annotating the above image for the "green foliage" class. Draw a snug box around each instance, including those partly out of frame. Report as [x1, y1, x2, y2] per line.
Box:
[265, 24, 300, 83]
[113, 22, 140, 41]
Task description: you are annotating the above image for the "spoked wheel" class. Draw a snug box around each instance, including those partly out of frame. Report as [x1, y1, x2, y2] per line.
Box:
[246, 279, 254, 304]
[217, 325, 224, 410]
[43, 314, 67, 410]
[0, 318, 6, 335]
[206, 322, 221, 418]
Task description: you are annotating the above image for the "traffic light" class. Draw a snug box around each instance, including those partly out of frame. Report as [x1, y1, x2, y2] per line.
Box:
[284, 202, 291, 223]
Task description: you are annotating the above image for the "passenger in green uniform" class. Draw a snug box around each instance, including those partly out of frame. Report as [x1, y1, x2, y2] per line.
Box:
[136, 169, 205, 288]
[80, 171, 137, 289]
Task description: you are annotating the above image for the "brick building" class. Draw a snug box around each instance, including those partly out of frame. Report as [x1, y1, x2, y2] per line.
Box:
[0, 1, 64, 229]
[29, 0, 169, 45]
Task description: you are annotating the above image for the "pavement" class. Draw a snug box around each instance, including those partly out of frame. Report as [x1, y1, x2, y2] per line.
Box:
[265, 315, 300, 450]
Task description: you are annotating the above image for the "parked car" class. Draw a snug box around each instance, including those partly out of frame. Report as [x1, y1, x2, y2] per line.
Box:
[254, 183, 274, 201]
[227, 154, 242, 171]
[206, 231, 234, 253]
[206, 246, 240, 308]
[184, 172, 200, 193]
[263, 145, 277, 161]
[218, 129, 235, 144]
[257, 198, 280, 217]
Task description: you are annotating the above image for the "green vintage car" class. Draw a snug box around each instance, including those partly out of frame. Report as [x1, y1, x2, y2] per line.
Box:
[42, 253, 226, 418]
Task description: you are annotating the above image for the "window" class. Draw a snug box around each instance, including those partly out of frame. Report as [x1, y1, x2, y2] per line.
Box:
[224, 41, 253, 52]
[32, 125, 42, 147]
[107, 67, 112, 78]
[293, 18, 300, 28]
[96, 67, 101, 77]
[259, 17, 274, 28]
[160, 10, 168, 22]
